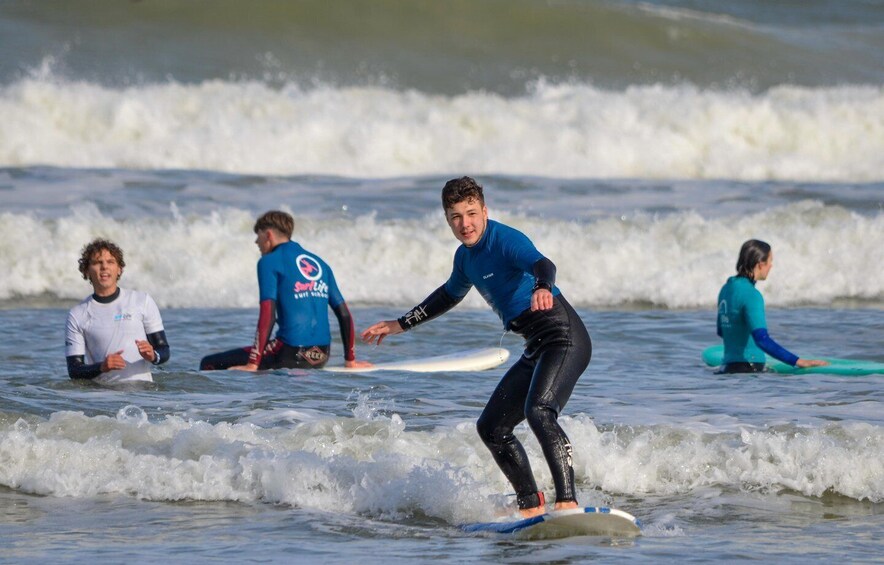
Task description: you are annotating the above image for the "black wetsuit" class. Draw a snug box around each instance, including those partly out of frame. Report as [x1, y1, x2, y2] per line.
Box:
[198, 341, 330, 371]
[399, 220, 591, 508]
[477, 295, 591, 507]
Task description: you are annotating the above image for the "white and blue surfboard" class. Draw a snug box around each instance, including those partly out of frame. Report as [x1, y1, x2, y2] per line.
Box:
[462, 506, 642, 540]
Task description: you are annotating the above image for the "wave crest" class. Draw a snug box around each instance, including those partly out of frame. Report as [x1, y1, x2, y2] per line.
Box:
[1, 77, 881, 182]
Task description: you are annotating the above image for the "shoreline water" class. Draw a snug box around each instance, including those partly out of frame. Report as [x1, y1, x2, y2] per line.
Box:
[1, 306, 882, 561]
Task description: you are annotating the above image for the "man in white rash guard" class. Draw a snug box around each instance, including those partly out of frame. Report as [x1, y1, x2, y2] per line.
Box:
[65, 239, 170, 384]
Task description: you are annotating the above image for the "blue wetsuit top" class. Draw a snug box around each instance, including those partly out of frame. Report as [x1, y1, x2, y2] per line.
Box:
[717, 275, 799, 366]
[258, 240, 345, 348]
[443, 219, 560, 329]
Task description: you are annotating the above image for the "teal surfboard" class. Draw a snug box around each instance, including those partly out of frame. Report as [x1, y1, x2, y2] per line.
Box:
[702, 345, 884, 376]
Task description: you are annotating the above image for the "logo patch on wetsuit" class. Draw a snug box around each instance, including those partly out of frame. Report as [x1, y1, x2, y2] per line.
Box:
[483, 272, 494, 279]
[299, 346, 328, 366]
[402, 305, 428, 327]
[292, 254, 329, 300]
[296, 254, 323, 281]
[718, 299, 730, 325]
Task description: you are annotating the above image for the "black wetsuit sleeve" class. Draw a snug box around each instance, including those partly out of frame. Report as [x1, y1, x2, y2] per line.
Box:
[331, 301, 356, 361]
[532, 257, 557, 291]
[147, 330, 170, 365]
[397, 285, 463, 330]
[66, 355, 103, 380]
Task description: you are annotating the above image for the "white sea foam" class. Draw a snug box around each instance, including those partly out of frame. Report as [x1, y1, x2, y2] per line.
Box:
[1, 76, 882, 181]
[1, 202, 881, 309]
[0, 408, 880, 524]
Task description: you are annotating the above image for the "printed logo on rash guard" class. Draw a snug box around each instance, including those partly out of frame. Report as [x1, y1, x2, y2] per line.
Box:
[293, 254, 329, 298]
[718, 300, 730, 326]
[296, 254, 323, 281]
[114, 313, 133, 322]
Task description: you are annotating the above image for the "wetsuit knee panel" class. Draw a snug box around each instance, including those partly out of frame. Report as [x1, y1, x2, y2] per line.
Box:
[524, 401, 559, 430]
[476, 416, 510, 445]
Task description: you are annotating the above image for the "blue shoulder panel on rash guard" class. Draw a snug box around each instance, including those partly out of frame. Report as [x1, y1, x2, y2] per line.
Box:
[751, 328, 799, 366]
[443, 220, 560, 329]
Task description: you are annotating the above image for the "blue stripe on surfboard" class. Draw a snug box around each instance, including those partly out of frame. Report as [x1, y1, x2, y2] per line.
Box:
[461, 506, 641, 535]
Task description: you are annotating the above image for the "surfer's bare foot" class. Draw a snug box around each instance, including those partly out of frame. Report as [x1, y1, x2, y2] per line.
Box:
[554, 501, 579, 511]
[519, 505, 546, 518]
[517, 491, 546, 518]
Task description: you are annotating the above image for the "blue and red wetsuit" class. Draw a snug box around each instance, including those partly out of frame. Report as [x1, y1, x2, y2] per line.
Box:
[200, 241, 356, 370]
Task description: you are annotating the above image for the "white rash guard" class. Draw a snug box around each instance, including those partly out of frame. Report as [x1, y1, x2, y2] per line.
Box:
[65, 288, 165, 384]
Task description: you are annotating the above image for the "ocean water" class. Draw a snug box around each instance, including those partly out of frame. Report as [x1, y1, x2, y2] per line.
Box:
[1, 0, 882, 562]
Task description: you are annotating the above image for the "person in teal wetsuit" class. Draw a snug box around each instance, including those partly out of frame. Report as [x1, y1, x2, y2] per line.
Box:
[716, 239, 828, 374]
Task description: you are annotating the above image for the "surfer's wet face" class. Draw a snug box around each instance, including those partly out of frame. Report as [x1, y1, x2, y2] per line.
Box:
[753, 250, 774, 281]
[441, 176, 488, 247]
[87, 248, 122, 296]
[255, 228, 274, 256]
[736, 239, 772, 282]
[446, 197, 488, 247]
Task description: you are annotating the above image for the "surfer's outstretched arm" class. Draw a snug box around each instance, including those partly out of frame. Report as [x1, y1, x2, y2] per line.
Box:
[361, 285, 463, 345]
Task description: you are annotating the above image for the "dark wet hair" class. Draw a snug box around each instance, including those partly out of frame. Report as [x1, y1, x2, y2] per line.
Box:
[441, 176, 485, 210]
[736, 239, 771, 281]
[254, 210, 294, 239]
[78, 239, 125, 280]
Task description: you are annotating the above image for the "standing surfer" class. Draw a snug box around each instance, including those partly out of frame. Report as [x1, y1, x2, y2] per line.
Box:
[361, 177, 591, 518]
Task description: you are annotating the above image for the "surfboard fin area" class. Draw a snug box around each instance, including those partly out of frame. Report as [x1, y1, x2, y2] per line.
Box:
[462, 507, 642, 540]
[702, 345, 884, 376]
[323, 347, 510, 373]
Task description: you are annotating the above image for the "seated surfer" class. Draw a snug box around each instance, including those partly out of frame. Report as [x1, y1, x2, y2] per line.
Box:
[716, 239, 828, 373]
[65, 239, 170, 384]
[200, 210, 370, 371]
[361, 177, 591, 518]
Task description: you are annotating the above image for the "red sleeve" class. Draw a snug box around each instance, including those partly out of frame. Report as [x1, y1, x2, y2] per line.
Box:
[248, 299, 276, 366]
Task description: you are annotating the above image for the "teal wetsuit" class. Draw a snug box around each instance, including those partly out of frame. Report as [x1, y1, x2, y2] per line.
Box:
[717, 276, 798, 369]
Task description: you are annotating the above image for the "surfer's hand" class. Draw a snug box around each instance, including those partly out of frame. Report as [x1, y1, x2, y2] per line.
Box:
[101, 350, 126, 372]
[346, 359, 373, 368]
[796, 358, 829, 368]
[531, 288, 553, 311]
[135, 339, 155, 362]
[361, 321, 403, 345]
[229, 363, 259, 372]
